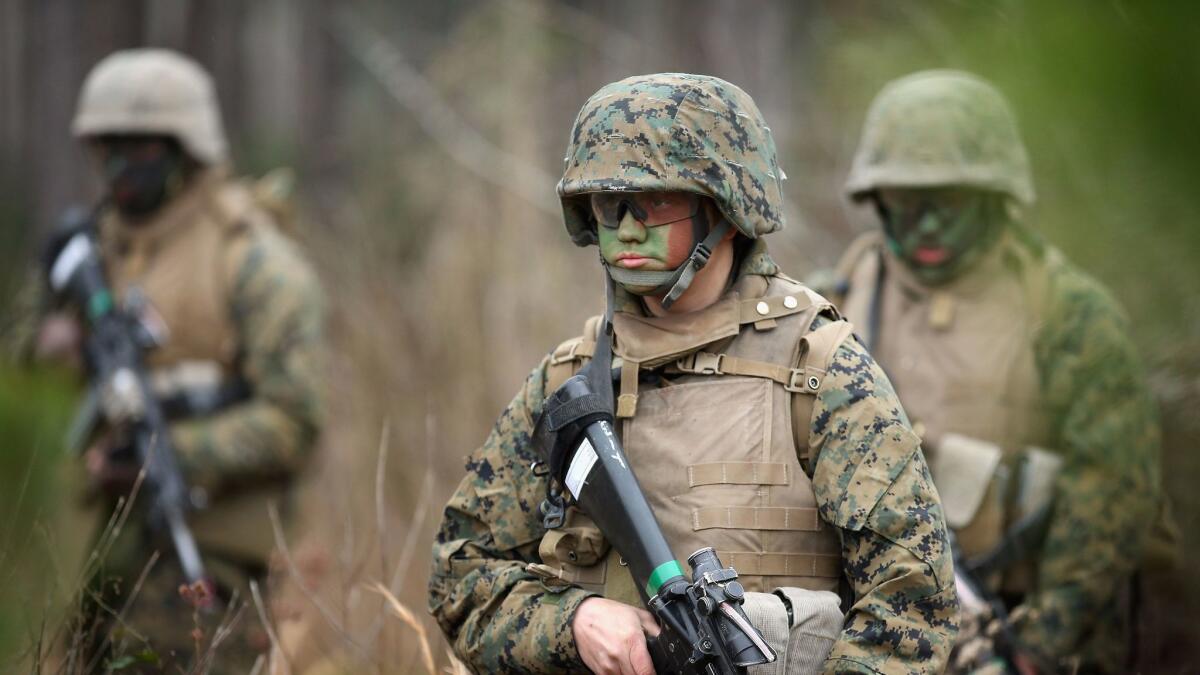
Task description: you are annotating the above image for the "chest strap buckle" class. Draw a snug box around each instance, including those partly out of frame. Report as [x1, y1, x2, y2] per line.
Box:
[676, 351, 725, 376]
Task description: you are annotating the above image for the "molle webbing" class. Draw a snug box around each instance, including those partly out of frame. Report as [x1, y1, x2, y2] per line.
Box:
[687, 462, 790, 487]
[693, 506, 823, 532]
[717, 551, 841, 579]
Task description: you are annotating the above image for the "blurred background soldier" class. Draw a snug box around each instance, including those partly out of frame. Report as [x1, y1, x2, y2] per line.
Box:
[28, 48, 325, 672]
[430, 73, 958, 675]
[827, 70, 1167, 674]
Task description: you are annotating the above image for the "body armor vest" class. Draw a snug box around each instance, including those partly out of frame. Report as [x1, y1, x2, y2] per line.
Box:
[97, 169, 286, 564]
[837, 231, 1056, 589]
[534, 275, 849, 606]
[100, 170, 245, 375]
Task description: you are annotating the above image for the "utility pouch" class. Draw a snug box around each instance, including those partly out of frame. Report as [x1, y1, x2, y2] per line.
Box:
[929, 433, 1008, 563]
[526, 506, 609, 591]
[929, 433, 1005, 531]
[1012, 445, 1062, 521]
[742, 588, 841, 675]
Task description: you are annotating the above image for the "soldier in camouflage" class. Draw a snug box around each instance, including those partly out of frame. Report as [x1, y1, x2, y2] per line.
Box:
[28, 49, 325, 672]
[829, 70, 1163, 673]
[429, 73, 958, 674]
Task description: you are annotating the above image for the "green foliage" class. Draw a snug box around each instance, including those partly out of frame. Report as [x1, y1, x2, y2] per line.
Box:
[106, 648, 162, 671]
[0, 367, 76, 663]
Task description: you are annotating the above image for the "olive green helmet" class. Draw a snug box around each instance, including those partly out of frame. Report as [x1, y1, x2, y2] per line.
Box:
[558, 73, 786, 247]
[72, 49, 228, 165]
[845, 70, 1034, 206]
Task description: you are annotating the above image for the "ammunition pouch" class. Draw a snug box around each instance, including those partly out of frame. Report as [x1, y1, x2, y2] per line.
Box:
[743, 588, 841, 675]
[931, 433, 1063, 590]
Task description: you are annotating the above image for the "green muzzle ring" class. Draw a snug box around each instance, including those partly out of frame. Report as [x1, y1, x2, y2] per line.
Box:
[645, 560, 686, 597]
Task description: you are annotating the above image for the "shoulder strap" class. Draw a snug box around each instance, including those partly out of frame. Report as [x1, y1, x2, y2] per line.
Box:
[790, 318, 855, 467]
[545, 315, 602, 394]
[830, 231, 884, 304]
[1020, 244, 1064, 328]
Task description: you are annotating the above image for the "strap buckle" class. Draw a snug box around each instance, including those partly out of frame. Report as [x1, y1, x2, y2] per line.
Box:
[785, 368, 821, 393]
[677, 352, 724, 376]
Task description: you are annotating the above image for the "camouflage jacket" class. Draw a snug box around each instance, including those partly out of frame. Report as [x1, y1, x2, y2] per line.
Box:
[149, 178, 326, 496]
[430, 253, 958, 674]
[1011, 239, 1160, 663]
[828, 230, 1161, 666]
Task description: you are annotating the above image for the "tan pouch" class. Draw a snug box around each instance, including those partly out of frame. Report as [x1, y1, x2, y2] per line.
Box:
[526, 507, 609, 591]
[743, 588, 841, 675]
[929, 433, 1005, 530]
[1013, 445, 1063, 521]
[539, 507, 609, 567]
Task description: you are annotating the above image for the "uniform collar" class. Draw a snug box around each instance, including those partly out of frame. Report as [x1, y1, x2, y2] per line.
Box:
[611, 239, 776, 366]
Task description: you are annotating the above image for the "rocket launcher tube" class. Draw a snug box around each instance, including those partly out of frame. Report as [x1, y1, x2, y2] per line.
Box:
[535, 372, 775, 673]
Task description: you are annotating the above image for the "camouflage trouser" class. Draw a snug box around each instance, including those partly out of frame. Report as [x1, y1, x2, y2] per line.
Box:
[69, 522, 270, 674]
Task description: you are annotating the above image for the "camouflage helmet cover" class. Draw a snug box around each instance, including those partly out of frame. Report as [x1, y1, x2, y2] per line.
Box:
[557, 73, 786, 246]
[72, 48, 228, 165]
[845, 69, 1035, 206]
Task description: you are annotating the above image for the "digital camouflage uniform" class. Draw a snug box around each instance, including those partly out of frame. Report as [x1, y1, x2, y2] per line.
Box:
[430, 74, 958, 674]
[832, 70, 1162, 672]
[46, 49, 325, 672]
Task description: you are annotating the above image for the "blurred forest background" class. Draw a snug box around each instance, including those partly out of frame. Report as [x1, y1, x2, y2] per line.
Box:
[1, 0, 1197, 672]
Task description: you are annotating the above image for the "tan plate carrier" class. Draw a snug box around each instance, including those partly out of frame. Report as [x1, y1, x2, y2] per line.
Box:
[528, 276, 854, 607]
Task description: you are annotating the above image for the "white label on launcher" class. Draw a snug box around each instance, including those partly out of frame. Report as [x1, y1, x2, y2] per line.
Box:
[564, 438, 599, 500]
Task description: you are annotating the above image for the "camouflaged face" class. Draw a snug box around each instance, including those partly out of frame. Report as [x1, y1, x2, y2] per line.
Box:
[558, 73, 786, 246]
[846, 70, 1035, 206]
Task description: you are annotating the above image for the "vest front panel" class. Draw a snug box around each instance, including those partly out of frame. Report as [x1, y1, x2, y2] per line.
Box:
[841, 239, 1055, 588]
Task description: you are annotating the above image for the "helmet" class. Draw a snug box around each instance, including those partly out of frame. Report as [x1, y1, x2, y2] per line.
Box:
[845, 70, 1034, 206]
[72, 49, 228, 165]
[558, 73, 786, 247]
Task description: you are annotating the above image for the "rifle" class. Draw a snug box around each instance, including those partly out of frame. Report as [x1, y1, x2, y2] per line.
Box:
[949, 505, 1055, 675]
[534, 290, 775, 674]
[44, 208, 211, 596]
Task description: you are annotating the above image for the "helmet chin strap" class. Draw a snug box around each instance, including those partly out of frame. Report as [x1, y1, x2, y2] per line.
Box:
[603, 211, 732, 310]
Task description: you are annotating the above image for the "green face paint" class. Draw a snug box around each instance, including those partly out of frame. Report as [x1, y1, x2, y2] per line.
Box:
[878, 188, 1004, 285]
[597, 199, 694, 295]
